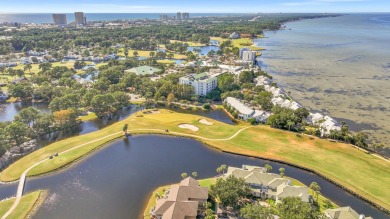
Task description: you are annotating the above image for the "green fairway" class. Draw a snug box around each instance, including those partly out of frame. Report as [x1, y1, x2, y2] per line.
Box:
[1, 109, 389, 211]
[0, 190, 45, 219]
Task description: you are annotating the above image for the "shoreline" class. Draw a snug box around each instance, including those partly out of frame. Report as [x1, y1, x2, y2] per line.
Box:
[257, 14, 390, 153]
[1, 129, 389, 215]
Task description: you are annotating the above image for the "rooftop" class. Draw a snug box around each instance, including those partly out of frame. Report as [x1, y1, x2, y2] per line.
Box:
[124, 65, 161, 75]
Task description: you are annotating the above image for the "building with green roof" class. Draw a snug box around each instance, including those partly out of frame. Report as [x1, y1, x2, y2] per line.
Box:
[124, 65, 161, 76]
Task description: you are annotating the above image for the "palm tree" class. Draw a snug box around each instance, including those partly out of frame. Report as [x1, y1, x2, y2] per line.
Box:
[279, 168, 285, 177]
[181, 173, 188, 179]
[122, 124, 128, 136]
[265, 164, 272, 173]
[191, 172, 197, 178]
[287, 120, 295, 131]
[310, 182, 321, 202]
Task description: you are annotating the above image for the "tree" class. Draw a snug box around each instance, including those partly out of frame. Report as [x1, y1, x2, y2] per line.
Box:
[181, 173, 188, 179]
[14, 107, 40, 127]
[5, 121, 29, 145]
[191, 172, 197, 178]
[239, 70, 255, 84]
[53, 109, 79, 128]
[216, 164, 227, 175]
[265, 164, 272, 173]
[112, 91, 130, 109]
[91, 94, 115, 117]
[24, 64, 32, 75]
[218, 73, 239, 92]
[210, 175, 251, 209]
[204, 202, 215, 219]
[203, 103, 211, 110]
[133, 51, 139, 57]
[310, 182, 321, 202]
[167, 93, 175, 107]
[149, 51, 155, 58]
[277, 197, 322, 219]
[123, 124, 128, 136]
[9, 82, 33, 102]
[33, 113, 54, 136]
[279, 167, 285, 178]
[124, 50, 129, 58]
[240, 203, 273, 219]
[354, 132, 368, 148]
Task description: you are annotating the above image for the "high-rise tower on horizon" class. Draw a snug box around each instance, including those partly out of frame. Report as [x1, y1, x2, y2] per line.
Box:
[52, 14, 67, 26]
[75, 12, 86, 25]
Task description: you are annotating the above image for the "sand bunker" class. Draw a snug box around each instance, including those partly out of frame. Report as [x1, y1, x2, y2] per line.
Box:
[199, 119, 213, 125]
[178, 124, 199, 131]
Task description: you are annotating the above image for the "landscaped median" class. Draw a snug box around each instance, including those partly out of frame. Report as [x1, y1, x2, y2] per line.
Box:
[0, 109, 389, 212]
[0, 190, 46, 219]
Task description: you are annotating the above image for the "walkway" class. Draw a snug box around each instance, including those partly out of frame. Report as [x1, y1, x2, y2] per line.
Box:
[0, 127, 251, 219]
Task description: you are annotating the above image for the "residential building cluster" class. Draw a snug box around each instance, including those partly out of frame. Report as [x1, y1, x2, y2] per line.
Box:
[224, 97, 270, 123]
[151, 177, 208, 219]
[225, 165, 310, 203]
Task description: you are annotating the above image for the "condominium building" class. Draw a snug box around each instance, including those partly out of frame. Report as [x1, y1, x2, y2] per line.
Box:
[176, 12, 182, 20]
[242, 50, 257, 62]
[225, 165, 311, 203]
[75, 12, 86, 25]
[179, 72, 217, 96]
[52, 14, 67, 26]
[182, 12, 190, 20]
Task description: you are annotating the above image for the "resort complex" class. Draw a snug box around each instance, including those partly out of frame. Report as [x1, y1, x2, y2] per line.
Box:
[0, 10, 388, 219]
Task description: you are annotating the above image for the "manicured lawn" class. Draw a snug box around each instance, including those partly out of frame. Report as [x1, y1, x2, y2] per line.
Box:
[79, 112, 97, 121]
[143, 178, 215, 219]
[210, 36, 264, 50]
[0, 190, 45, 219]
[157, 60, 175, 65]
[1, 109, 389, 211]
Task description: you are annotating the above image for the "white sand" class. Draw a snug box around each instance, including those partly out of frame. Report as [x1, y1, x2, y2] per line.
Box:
[199, 119, 213, 125]
[178, 124, 199, 131]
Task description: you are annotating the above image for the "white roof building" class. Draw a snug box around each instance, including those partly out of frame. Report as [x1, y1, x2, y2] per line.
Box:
[225, 97, 270, 122]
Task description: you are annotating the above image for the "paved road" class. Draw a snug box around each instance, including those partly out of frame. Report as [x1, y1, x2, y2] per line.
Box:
[0, 127, 251, 218]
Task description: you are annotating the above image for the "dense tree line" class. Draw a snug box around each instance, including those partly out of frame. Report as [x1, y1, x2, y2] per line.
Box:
[0, 14, 339, 55]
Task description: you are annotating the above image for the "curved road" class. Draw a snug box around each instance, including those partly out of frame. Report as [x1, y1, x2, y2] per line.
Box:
[1, 127, 251, 219]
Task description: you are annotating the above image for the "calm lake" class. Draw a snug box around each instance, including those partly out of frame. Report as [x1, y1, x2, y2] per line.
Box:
[0, 135, 387, 218]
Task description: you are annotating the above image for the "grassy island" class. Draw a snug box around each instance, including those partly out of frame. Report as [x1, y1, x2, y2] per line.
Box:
[0, 190, 46, 219]
[1, 109, 389, 211]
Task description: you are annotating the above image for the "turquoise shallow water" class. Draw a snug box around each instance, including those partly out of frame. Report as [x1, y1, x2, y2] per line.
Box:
[256, 13, 390, 148]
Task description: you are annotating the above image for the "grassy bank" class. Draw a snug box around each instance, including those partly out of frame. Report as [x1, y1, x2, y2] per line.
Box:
[0, 190, 46, 219]
[143, 178, 216, 219]
[1, 109, 389, 211]
[210, 37, 264, 50]
[289, 177, 338, 211]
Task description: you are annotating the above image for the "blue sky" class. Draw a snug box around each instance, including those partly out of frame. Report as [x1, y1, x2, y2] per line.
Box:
[0, 0, 389, 13]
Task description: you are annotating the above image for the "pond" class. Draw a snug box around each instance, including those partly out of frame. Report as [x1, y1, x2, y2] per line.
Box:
[0, 135, 387, 218]
[187, 45, 219, 56]
[0, 102, 50, 122]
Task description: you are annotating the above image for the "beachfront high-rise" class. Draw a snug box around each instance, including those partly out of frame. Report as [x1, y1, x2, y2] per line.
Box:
[52, 14, 67, 26]
[177, 12, 182, 20]
[75, 12, 86, 25]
